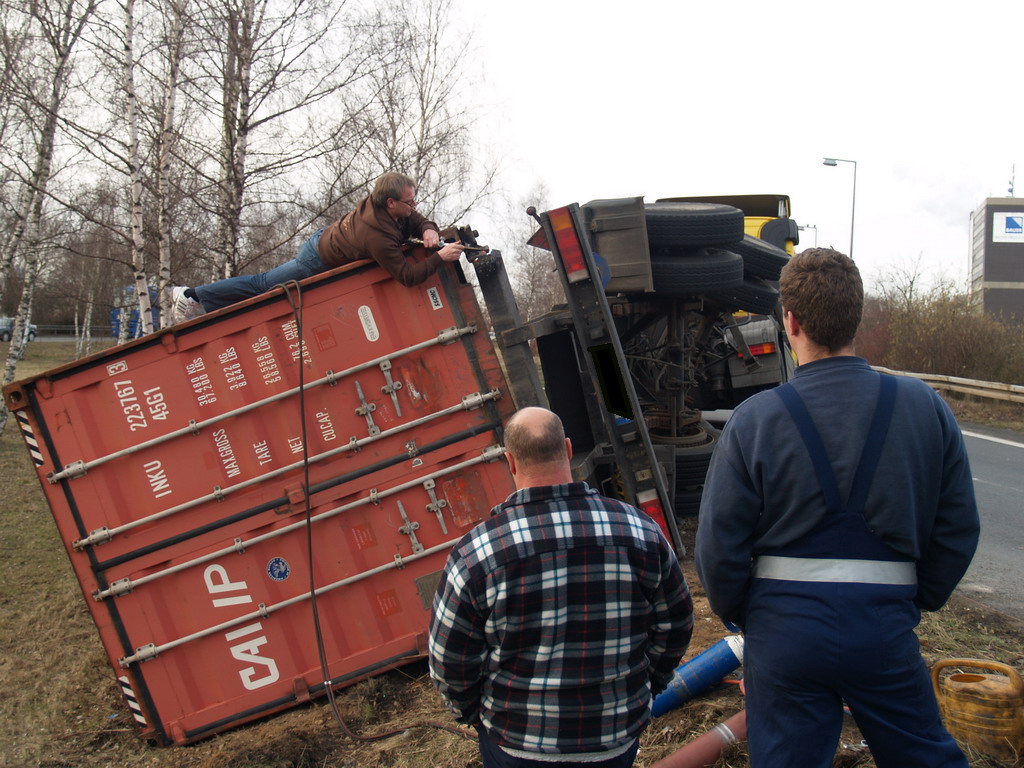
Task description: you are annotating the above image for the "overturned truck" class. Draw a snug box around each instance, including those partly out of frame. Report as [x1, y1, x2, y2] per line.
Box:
[4, 193, 796, 745]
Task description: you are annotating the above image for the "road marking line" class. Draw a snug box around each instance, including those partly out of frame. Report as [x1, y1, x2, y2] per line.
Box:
[962, 430, 1024, 449]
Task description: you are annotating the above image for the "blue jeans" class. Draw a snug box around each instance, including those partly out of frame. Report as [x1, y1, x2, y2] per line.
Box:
[476, 727, 639, 768]
[194, 229, 327, 312]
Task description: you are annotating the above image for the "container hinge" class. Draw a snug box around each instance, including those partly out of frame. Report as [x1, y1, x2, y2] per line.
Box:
[369, 488, 381, 505]
[462, 389, 501, 411]
[233, 537, 246, 554]
[129, 643, 158, 666]
[379, 360, 403, 417]
[423, 478, 448, 534]
[325, 369, 339, 386]
[396, 500, 424, 553]
[74, 526, 111, 550]
[393, 553, 405, 569]
[354, 380, 380, 436]
[188, 419, 200, 436]
[482, 445, 505, 462]
[102, 578, 134, 598]
[405, 440, 419, 458]
[257, 602, 270, 619]
[348, 435, 361, 453]
[51, 460, 87, 483]
[437, 326, 463, 345]
[213, 485, 225, 501]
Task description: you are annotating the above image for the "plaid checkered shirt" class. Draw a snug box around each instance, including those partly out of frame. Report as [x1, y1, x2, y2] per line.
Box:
[428, 482, 693, 756]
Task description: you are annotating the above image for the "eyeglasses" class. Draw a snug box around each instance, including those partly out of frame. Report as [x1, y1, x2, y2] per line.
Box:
[396, 197, 417, 208]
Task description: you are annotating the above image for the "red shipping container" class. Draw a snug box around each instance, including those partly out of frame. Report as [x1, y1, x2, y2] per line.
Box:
[5, 258, 517, 745]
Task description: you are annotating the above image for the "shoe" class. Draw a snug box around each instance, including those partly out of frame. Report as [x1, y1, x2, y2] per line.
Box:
[170, 286, 206, 325]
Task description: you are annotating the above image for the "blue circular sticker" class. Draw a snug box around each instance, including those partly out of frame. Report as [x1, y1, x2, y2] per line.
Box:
[267, 557, 291, 581]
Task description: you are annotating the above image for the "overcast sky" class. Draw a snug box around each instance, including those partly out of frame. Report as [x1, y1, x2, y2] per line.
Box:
[458, 0, 1024, 291]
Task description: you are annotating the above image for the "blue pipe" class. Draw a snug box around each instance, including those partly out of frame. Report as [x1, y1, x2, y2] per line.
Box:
[652, 635, 744, 717]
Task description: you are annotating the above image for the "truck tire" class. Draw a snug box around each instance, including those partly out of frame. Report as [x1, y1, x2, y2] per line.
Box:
[708, 276, 780, 315]
[673, 428, 719, 487]
[675, 488, 704, 518]
[645, 202, 745, 248]
[651, 421, 718, 500]
[0, 330, 10, 342]
[650, 249, 743, 296]
[729, 234, 791, 280]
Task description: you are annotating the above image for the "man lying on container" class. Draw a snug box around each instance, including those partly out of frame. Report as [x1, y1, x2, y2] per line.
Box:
[695, 248, 980, 767]
[169, 172, 464, 323]
[428, 406, 694, 768]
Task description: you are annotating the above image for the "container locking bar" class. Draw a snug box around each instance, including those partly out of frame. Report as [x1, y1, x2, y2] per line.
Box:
[118, 537, 464, 668]
[49, 324, 478, 484]
[73, 390, 503, 551]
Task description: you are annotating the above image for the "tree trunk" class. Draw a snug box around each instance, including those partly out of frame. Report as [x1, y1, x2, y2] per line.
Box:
[157, 0, 187, 327]
[125, 0, 154, 335]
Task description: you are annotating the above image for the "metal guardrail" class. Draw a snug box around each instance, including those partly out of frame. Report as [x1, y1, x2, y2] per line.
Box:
[873, 366, 1024, 405]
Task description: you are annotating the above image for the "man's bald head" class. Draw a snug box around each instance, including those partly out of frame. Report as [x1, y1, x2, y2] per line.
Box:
[504, 407, 568, 469]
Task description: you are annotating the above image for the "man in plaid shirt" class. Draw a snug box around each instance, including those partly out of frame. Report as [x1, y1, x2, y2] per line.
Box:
[429, 407, 693, 767]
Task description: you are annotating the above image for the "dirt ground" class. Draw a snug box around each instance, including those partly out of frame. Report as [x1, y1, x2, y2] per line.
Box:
[3, 347, 1022, 768]
[7, 518, 1023, 768]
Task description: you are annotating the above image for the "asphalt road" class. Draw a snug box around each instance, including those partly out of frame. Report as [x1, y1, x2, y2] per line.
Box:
[957, 423, 1024, 621]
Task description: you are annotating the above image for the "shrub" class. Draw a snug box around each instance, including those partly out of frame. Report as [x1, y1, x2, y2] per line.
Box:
[857, 268, 1024, 384]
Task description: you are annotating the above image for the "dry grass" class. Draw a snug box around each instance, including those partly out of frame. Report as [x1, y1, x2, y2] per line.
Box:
[943, 394, 1024, 434]
[1, 343, 1022, 768]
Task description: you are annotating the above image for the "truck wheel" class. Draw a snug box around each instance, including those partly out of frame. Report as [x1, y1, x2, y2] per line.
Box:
[729, 234, 791, 280]
[0, 331, 9, 342]
[675, 488, 704, 518]
[652, 421, 718, 493]
[650, 249, 743, 296]
[645, 202, 745, 248]
[708, 276, 780, 315]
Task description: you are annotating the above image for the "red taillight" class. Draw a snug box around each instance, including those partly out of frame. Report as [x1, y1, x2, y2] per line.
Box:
[548, 207, 589, 283]
[637, 489, 672, 542]
[738, 342, 777, 358]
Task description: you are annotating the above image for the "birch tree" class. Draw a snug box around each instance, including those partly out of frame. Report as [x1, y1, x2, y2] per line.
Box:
[0, 0, 99, 433]
[346, 0, 497, 226]
[188, 0, 373, 279]
[155, 0, 189, 323]
[124, 0, 154, 334]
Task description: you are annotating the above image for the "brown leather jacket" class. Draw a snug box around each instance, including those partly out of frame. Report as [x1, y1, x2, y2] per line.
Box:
[317, 196, 441, 286]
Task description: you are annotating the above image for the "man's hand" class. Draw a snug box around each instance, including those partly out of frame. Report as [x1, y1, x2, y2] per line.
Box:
[422, 229, 440, 248]
[438, 242, 465, 262]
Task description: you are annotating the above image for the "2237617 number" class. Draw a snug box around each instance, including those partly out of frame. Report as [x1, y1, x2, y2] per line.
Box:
[113, 381, 170, 431]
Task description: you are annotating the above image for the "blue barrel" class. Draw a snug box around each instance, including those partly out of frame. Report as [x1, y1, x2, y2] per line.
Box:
[652, 635, 744, 717]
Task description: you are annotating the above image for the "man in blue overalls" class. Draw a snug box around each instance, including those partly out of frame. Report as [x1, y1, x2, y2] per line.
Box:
[695, 247, 980, 767]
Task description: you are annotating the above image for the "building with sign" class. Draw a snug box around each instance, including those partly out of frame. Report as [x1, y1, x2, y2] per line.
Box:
[969, 197, 1024, 322]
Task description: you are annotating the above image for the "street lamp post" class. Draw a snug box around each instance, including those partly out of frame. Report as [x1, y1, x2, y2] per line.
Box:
[823, 157, 857, 258]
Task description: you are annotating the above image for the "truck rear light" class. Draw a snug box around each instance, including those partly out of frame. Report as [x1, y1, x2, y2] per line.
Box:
[738, 342, 777, 358]
[547, 207, 589, 283]
[636, 489, 672, 542]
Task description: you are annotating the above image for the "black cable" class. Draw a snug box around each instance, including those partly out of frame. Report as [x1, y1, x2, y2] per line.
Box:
[276, 279, 476, 745]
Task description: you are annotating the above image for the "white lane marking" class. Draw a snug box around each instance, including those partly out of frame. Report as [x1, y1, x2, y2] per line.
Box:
[962, 430, 1024, 449]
